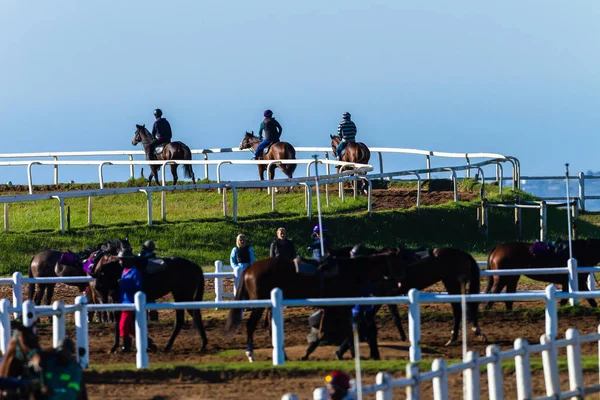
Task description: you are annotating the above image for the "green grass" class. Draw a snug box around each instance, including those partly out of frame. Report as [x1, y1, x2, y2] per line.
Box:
[1, 182, 599, 276]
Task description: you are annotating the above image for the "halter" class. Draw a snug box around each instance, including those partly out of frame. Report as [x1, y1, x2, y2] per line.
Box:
[13, 330, 38, 362]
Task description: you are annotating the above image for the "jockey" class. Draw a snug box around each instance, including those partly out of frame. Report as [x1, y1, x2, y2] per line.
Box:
[307, 225, 333, 260]
[336, 112, 357, 161]
[148, 108, 172, 160]
[138, 240, 157, 259]
[252, 109, 282, 160]
[325, 370, 351, 400]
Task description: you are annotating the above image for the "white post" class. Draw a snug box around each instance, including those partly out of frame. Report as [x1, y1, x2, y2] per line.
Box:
[568, 258, 579, 306]
[54, 196, 65, 233]
[135, 291, 149, 369]
[539, 201, 547, 241]
[463, 351, 479, 400]
[375, 372, 392, 400]
[406, 363, 419, 400]
[12, 272, 22, 319]
[53, 156, 59, 185]
[545, 285, 557, 340]
[486, 345, 503, 400]
[566, 328, 583, 398]
[540, 334, 560, 397]
[408, 289, 421, 362]
[578, 172, 585, 212]
[52, 300, 65, 348]
[128, 154, 135, 180]
[0, 299, 10, 355]
[22, 300, 36, 328]
[75, 295, 89, 369]
[432, 359, 448, 400]
[270, 288, 285, 366]
[514, 338, 532, 400]
[233, 266, 241, 297]
[214, 260, 223, 305]
[313, 388, 328, 400]
[161, 191, 166, 221]
[87, 196, 93, 225]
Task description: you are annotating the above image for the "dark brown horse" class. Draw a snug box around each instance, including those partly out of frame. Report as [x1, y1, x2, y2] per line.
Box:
[239, 131, 297, 183]
[91, 256, 208, 353]
[132, 124, 196, 186]
[330, 135, 370, 168]
[485, 239, 600, 310]
[0, 321, 88, 400]
[224, 253, 406, 362]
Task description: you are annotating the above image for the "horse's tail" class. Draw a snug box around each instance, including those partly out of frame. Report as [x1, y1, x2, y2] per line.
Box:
[285, 144, 297, 177]
[224, 270, 248, 335]
[484, 246, 497, 294]
[467, 252, 481, 323]
[360, 143, 371, 165]
[182, 145, 195, 180]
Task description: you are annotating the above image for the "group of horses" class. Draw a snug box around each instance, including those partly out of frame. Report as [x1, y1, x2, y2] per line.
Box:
[19, 238, 600, 367]
[131, 124, 371, 187]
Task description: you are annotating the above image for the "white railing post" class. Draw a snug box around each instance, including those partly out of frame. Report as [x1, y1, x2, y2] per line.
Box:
[539, 200, 547, 241]
[12, 272, 22, 319]
[514, 338, 532, 400]
[408, 289, 421, 362]
[22, 300, 36, 328]
[214, 260, 223, 305]
[432, 359, 448, 400]
[545, 285, 557, 340]
[567, 258, 579, 306]
[282, 395, 298, 400]
[270, 288, 285, 366]
[75, 295, 89, 369]
[463, 350, 479, 400]
[52, 300, 65, 348]
[135, 291, 148, 369]
[540, 334, 560, 397]
[406, 363, 419, 400]
[486, 345, 503, 400]
[566, 328, 583, 397]
[87, 196, 93, 225]
[0, 299, 10, 355]
[578, 172, 585, 212]
[375, 372, 392, 400]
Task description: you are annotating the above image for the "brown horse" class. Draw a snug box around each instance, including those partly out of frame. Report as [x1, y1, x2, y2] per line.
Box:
[91, 256, 208, 353]
[239, 131, 297, 183]
[132, 124, 196, 186]
[0, 321, 88, 400]
[485, 239, 600, 310]
[330, 134, 370, 194]
[223, 253, 406, 362]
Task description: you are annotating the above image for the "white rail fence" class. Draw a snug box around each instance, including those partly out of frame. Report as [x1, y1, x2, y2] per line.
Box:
[0, 147, 519, 188]
[303, 327, 600, 400]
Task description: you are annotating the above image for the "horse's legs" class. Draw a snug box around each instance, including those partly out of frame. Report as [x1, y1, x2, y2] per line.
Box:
[484, 277, 507, 310]
[577, 277, 597, 308]
[170, 164, 178, 185]
[187, 309, 208, 352]
[44, 284, 55, 306]
[153, 167, 160, 186]
[245, 308, 265, 362]
[446, 301, 462, 346]
[504, 277, 519, 311]
[164, 309, 185, 352]
[386, 304, 407, 341]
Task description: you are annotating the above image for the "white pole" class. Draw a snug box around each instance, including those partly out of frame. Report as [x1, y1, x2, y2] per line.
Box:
[52, 300, 65, 348]
[0, 299, 10, 355]
[312, 155, 325, 258]
[353, 321, 363, 400]
[12, 272, 22, 319]
[75, 295, 89, 369]
[565, 163, 574, 259]
[408, 289, 421, 362]
[214, 260, 223, 305]
[135, 291, 148, 369]
[22, 300, 36, 328]
[270, 288, 285, 366]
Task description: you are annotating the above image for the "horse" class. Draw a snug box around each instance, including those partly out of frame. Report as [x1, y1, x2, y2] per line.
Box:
[91, 256, 208, 353]
[394, 247, 487, 346]
[484, 239, 600, 310]
[0, 321, 88, 400]
[132, 124, 196, 186]
[239, 131, 297, 185]
[28, 240, 131, 322]
[330, 134, 370, 194]
[223, 252, 406, 362]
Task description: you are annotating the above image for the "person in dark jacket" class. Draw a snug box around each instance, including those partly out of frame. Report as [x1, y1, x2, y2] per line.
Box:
[336, 112, 357, 160]
[252, 109, 282, 160]
[269, 227, 296, 261]
[148, 108, 173, 160]
[307, 224, 333, 260]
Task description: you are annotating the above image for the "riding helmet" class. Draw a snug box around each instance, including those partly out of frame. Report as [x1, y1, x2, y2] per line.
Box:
[143, 240, 156, 252]
[313, 224, 327, 233]
[153, 108, 163, 118]
[342, 112, 351, 119]
[350, 244, 366, 257]
[117, 249, 135, 258]
[264, 109, 273, 117]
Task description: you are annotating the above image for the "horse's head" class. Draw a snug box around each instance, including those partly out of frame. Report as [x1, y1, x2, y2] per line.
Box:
[239, 131, 257, 150]
[132, 124, 149, 146]
[9, 320, 40, 362]
[330, 134, 341, 156]
[90, 257, 123, 298]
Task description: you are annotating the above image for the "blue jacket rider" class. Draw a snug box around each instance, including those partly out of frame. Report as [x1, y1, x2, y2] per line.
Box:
[307, 225, 333, 260]
[252, 109, 282, 160]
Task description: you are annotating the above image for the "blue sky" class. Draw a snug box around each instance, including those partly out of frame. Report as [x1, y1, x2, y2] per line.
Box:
[1, 1, 599, 183]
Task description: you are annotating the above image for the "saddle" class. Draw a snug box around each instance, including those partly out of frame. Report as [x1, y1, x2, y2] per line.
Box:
[59, 251, 83, 268]
[293, 257, 339, 278]
[145, 258, 168, 274]
[154, 145, 165, 155]
[402, 248, 433, 264]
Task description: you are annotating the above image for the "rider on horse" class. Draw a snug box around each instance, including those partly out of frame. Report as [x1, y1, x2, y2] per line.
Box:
[252, 109, 282, 160]
[138, 240, 157, 259]
[336, 112, 357, 160]
[148, 108, 172, 160]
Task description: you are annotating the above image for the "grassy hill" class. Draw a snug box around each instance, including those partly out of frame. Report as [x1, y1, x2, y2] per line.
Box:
[0, 179, 598, 275]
